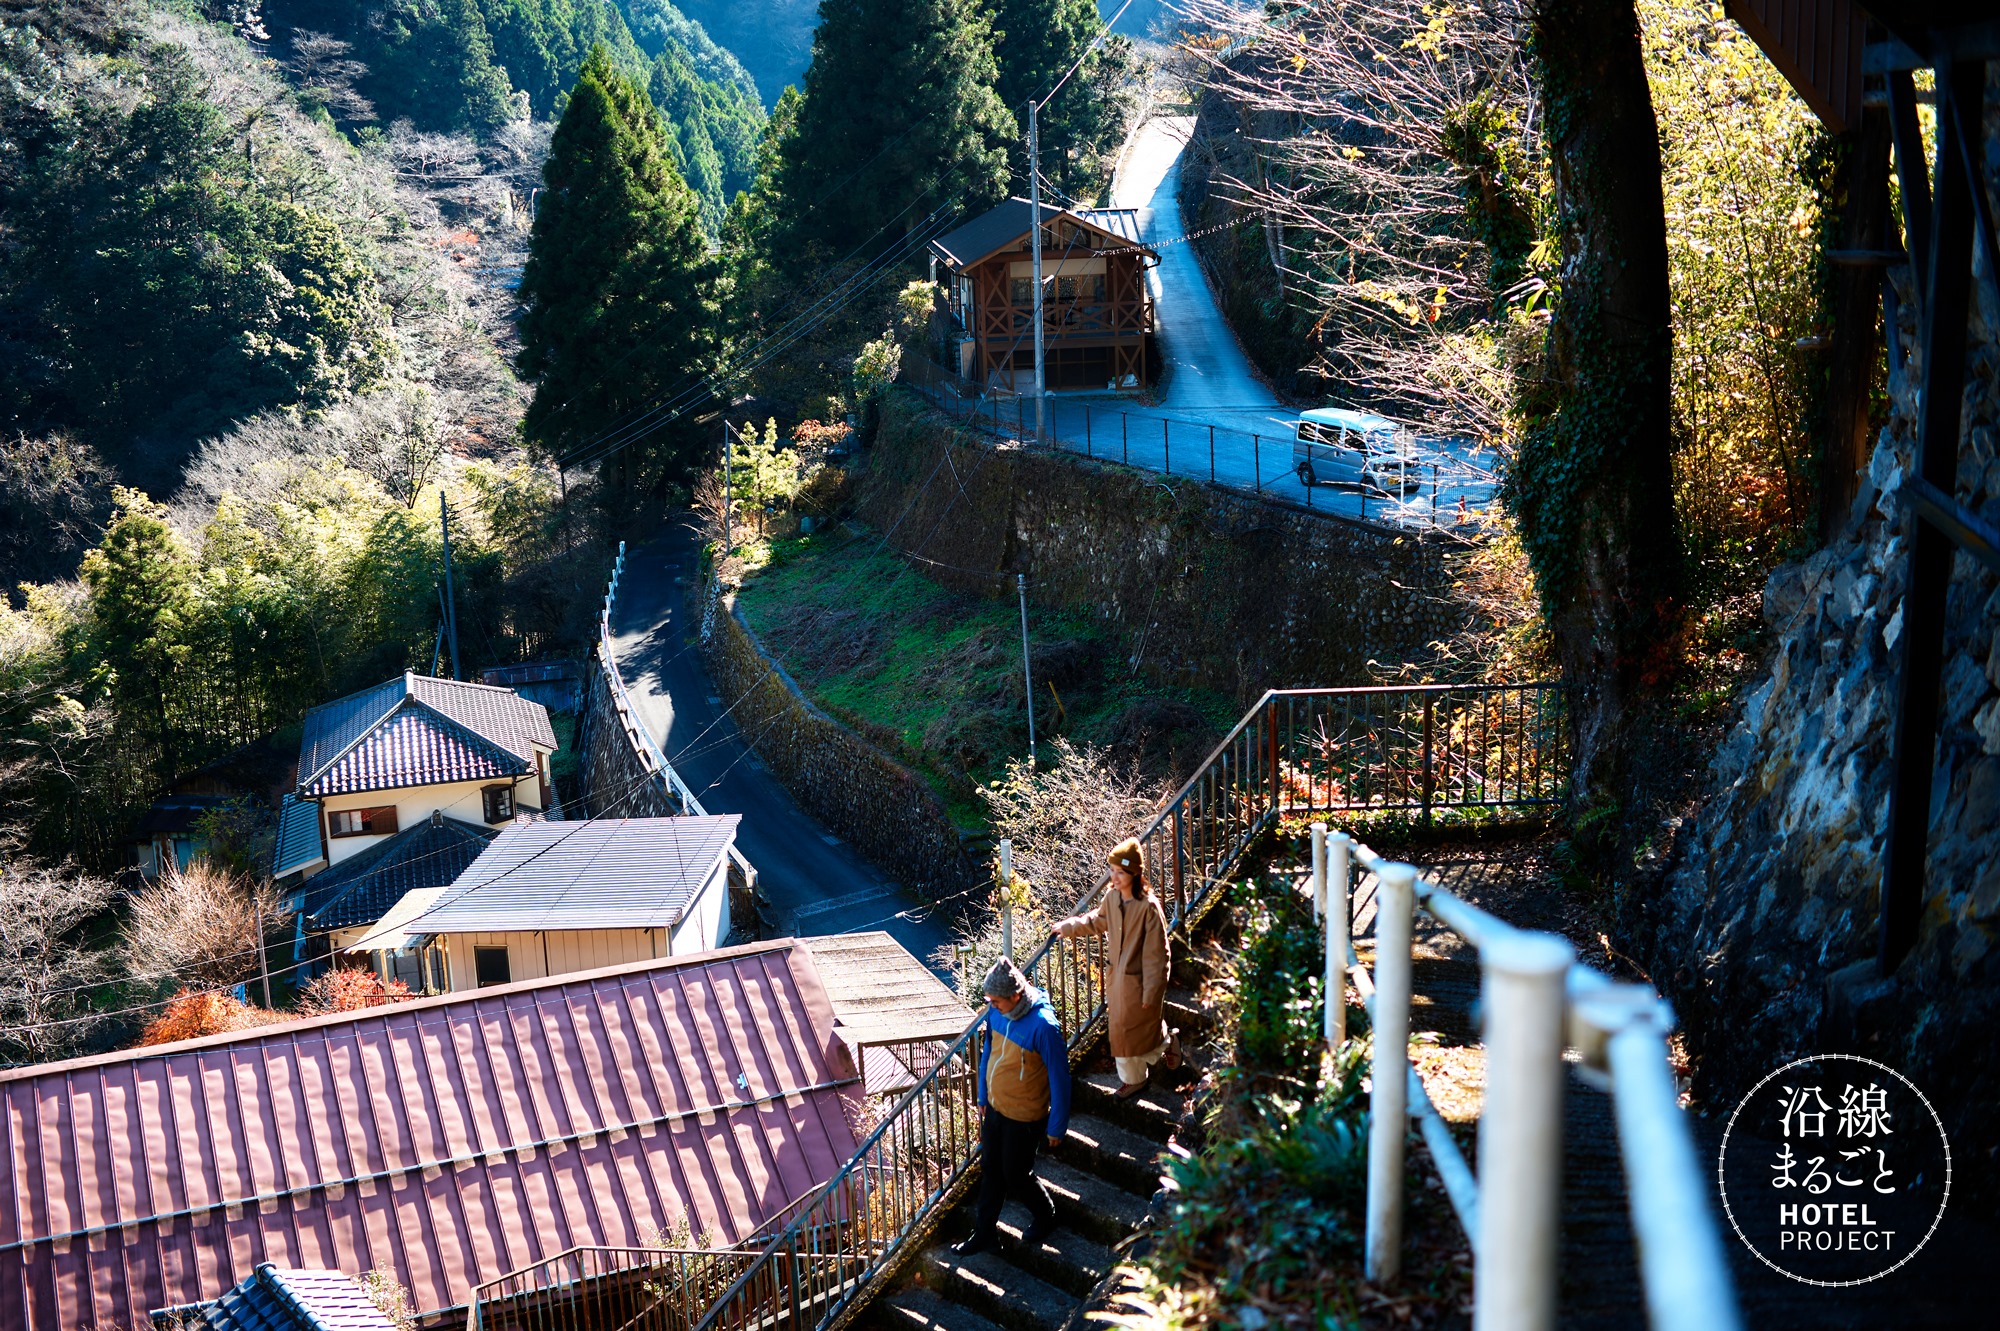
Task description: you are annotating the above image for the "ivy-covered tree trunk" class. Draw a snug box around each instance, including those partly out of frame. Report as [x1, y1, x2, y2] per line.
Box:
[1509, 0, 1682, 797]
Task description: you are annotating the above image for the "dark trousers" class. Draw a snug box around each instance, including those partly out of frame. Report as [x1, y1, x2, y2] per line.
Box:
[973, 1107, 1056, 1238]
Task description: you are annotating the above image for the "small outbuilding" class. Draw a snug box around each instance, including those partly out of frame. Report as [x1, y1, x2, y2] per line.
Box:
[346, 815, 743, 990]
[928, 197, 1157, 392]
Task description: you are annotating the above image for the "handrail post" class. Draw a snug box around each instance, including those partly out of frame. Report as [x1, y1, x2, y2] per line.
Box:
[1422, 693, 1436, 827]
[1325, 831, 1350, 1047]
[1310, 821, 1327, 923]
[1265, 704, 1280, 815]
[1474, 930, 1574, 1331]
[1365, 863, 1417, 1283]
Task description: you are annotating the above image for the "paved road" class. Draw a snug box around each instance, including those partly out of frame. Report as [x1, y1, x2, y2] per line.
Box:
[949, 116, 1498, 530]
[608, 524, 954, 971]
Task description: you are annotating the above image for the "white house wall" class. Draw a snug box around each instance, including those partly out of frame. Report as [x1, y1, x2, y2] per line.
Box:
[318, 770, 544, 867]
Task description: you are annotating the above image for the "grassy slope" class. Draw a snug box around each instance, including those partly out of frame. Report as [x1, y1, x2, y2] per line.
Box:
[734, 531, 1237, 829]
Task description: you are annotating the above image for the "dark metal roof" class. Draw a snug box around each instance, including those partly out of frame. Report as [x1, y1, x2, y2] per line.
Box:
[272, 794, 325, 879]
[135, 795, 234, 836]
[0, 940, 864, 1329]
[927, 197, 1152, 270]
[409, 816, 741, 934]
[1725, 0, 1867, 133]
[297, 674, 556, 797]
[200, 1265, 393, 1331]
[303, 815, 499, 931]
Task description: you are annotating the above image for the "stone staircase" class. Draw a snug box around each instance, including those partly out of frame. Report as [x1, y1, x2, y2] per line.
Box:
[863, 986, 1215, 1331]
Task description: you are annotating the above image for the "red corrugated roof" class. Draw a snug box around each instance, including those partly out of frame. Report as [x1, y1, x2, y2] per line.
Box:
[0, 941, 862, 1329]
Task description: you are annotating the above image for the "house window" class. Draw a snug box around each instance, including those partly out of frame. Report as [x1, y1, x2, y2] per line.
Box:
[328, 806, 398, 838]
[1056, 276, 1077, 301]
[1011, 276, 1033, 305]
[474, 946, 511, 987]
[482, 784, 516, 824]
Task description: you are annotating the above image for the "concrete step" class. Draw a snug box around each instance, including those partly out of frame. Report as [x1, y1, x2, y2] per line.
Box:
[1073, 1070, 1186, 1143]
[1036, 1155, 1152, 1246]
[1056, 1113, 1170, 1198]
[918, 1244, 1076, 1331]
[993, 1218, 1117, 1298]
[870, 1285, 1008, 1331]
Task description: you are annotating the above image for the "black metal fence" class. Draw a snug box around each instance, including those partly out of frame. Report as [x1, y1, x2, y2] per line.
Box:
[899, 358, 1496, 535]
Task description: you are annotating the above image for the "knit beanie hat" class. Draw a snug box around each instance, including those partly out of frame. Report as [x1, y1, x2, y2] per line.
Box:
[1106, 837, 1145, 878]
[982, 957, 1026, 1000]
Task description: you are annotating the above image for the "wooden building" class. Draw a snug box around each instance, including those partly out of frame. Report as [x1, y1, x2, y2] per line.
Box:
[928, 197, 1157, 392]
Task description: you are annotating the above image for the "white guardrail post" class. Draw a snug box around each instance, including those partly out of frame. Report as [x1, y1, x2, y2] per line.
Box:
[1310, 822, 1327, 922]
[1324, 828, 1349, 1048]
[1474, 929, 1574, 1331]
[1364, 862, 1417, 1283]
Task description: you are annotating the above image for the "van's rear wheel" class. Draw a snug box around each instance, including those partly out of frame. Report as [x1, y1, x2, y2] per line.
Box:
[1296, 461, 1316, 487]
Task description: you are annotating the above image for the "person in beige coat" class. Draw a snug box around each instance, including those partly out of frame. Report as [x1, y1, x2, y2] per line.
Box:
[1051, 836, 1181, 1096]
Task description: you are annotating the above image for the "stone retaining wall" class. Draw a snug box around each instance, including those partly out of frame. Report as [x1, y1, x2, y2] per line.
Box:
[699, 580, 982, 904]
[575, 637, 680, 819]
[855, 392, 1470, 701]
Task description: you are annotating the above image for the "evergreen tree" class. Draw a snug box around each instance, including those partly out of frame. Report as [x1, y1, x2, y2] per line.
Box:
[772, 0, 1014, 258]
[517, 47, 716, 486]
[990, 0, 1132, 197]
[367, 0, 517, 134]
[649, 46, 764, 234]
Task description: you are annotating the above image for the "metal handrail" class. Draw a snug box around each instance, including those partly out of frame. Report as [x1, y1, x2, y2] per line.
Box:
[682, 683, 1568, 1331]
[467, 1245, 769, 1331]
[1308, 828, 1741, 1331]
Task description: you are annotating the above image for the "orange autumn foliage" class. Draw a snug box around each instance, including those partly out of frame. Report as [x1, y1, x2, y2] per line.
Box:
[136, 990, 283, 1046]
[296, 968, 415, 1014]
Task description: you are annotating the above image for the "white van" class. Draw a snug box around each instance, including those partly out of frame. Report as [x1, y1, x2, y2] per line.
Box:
[1292, 407, 1421, 492]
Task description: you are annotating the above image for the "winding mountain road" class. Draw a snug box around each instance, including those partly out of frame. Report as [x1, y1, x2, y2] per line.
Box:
[608, 524, 953, 970]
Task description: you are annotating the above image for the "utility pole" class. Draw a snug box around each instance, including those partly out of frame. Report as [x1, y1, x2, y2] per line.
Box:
[1027, 99, 1047, 444]
[999, 838, 1015, 960]
[722, 418, 734, 557]
[254, 904, 271, 1009]
[1017, 573, 1035, 763]
[439, 493, 461, 680]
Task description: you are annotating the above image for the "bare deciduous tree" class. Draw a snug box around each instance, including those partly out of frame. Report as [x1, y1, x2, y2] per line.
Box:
[121, 859, 292, 996]
[1175, 0, 1540, 442]
[0, 854, 119, 1062]
[980, 738, 1165, 916]
[286, 30, 375, 123]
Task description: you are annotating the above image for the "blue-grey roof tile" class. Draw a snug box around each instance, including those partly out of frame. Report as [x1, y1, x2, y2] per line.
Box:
[201, 1264, 393, 1331]
[272, 795, 325, 878]
[297, 673, 556, 796]
[305, 815, 499, 931]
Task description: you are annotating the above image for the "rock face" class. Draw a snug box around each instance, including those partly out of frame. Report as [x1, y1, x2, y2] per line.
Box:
[1643, 220, 2000, 1195]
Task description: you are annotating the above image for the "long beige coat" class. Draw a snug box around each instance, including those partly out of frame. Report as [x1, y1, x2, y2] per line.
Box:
[1055, 886, 1170, 1058]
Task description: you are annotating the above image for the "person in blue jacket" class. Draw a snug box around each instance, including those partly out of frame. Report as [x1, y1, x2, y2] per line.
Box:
[955, 957, 1070, 1255]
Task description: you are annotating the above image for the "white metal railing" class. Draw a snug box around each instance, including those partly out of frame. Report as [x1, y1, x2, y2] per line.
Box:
[1308, 823, 1741, 1331]
[597, 542, 759, 891]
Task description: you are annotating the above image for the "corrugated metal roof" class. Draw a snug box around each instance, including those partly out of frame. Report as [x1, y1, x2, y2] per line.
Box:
[928, 197, 1154, 270]
[201, 1264, 394, 1331]
[0, 940, 863, 1330]
[802, 933, 973, 1047]
[297, 674, 556, 797]
[409, 817, 741, 934]
[304, 816, 499, 932]
[273, 795, 326, 879]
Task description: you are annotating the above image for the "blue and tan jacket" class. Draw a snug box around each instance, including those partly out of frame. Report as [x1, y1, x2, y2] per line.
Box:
[975, 986, 1071, 1136]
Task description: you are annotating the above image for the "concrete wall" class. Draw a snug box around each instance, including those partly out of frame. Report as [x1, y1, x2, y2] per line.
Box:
[856, 392, 1469, 703]
[699, 588, 982, 904]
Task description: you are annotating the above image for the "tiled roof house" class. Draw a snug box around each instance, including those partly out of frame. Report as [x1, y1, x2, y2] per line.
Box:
[0, 941, 863, 1330]
[274, 674, 561, 954]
